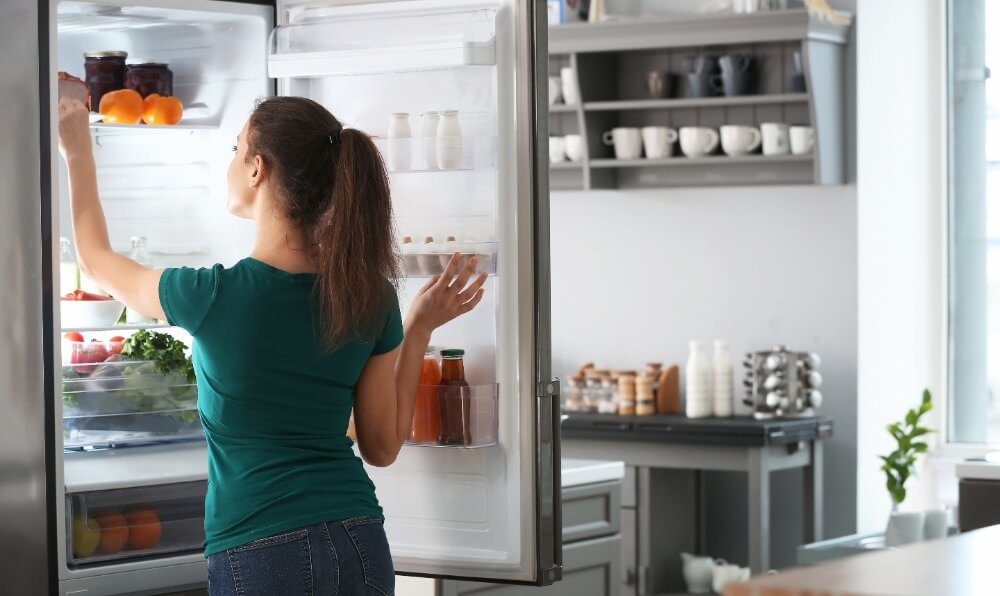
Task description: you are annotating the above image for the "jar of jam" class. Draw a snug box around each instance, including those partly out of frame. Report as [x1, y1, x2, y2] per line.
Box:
[126, 62, 173, 98]
[83, 51, 127, 112]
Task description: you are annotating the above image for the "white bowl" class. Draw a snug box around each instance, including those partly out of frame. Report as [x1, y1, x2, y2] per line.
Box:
[61, 299, 125, 328]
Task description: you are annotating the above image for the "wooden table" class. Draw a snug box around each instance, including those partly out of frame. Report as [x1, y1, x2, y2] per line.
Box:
[725, 524, 1000, 596]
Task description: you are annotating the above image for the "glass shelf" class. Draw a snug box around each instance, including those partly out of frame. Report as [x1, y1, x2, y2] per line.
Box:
[401, 241, 497, 278]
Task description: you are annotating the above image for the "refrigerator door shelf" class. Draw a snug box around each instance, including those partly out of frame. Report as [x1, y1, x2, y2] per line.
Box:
[268, 5, 498, 78]
[375, 135, 497, 173]
[405, 383, 499, 448]
[401, 241, 498, 278]
[66, 481, 206, 569]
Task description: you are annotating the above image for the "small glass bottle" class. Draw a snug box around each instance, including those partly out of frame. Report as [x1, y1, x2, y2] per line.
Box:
[438, 349, 471, 446]
[565, 375, 585, 412]
[410, 347, 442, 443]
[598, 376, 618, 414]
[125, 236, 154, 323]
[59, 237, 78, 296]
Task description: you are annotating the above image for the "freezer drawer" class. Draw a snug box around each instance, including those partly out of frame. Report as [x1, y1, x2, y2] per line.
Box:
[437, 535, 621, 596]
[66, 481, 206, 568]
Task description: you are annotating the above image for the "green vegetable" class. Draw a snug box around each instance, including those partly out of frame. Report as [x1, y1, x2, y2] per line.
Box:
[121, 330, 195, 383]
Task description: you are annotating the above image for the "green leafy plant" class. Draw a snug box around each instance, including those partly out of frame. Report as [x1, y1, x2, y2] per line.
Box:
[121, 329, 195, 383]
[880, 389, 934, 508]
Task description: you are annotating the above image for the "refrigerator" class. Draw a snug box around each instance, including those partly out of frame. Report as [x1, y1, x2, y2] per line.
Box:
[0, 0, 558, 593]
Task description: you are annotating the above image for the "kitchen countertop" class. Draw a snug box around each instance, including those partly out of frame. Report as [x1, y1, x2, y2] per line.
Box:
[562, 412, 833, 446]
[726, 524, 1000, 596]
[561, 458, 625, 488]
[957, 456, 1000, 480]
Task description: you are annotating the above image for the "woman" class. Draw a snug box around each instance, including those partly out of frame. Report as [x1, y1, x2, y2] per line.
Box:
[58, 95, 487, 595]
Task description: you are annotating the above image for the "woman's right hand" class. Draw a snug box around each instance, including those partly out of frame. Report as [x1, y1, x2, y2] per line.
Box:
[405, 254, 487, 338]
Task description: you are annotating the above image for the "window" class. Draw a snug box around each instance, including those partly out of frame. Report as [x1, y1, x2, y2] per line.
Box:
[949, 0, 1000, 443]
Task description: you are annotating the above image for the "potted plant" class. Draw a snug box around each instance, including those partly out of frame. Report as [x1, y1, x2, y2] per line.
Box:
[880, 389, 934, 546]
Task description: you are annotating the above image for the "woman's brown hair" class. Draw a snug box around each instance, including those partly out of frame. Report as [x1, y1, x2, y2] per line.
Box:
[244, 96, 398, 347]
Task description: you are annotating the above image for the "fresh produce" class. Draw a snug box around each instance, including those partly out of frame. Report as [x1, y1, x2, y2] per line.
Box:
[95, 511, 129, 555]
[62, 289, 113, 301]
[108, 336, 125, 355]
[121, 330, 195, 383]
[72, 515, 101, 558]
[99, 88, 143, 125]
[125, 508, 161, 550]
[141, 93, 184, 126]
[64, 332, 84, 343]
[69, 339, 110, 375]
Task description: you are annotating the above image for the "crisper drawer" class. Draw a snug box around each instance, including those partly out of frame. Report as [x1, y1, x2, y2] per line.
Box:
[62, 356, 202, 450]
[66, 481, 206, 568]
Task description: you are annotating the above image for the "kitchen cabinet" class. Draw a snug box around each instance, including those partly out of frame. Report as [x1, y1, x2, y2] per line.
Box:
[547, 9, 852, 190]
[438, 459, 624, 596]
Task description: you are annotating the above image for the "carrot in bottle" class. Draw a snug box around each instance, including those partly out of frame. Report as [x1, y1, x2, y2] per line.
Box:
[410, 347, 442, 443]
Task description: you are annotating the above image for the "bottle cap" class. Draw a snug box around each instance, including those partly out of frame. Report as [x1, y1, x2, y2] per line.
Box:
[440, 349, 465, 358]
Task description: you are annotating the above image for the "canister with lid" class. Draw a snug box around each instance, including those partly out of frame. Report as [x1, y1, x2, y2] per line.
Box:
[83, 50, 127, 111]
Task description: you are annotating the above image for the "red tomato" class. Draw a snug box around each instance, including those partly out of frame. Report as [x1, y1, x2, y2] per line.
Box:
[108, 336, 125, 355]
[76, 290, 112, 301]
[64, 332, 84, 343]
[109, 336, 125, 343]
[85, 340, 109, 364]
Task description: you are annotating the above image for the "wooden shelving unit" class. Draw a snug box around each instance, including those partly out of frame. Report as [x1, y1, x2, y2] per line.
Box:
[546, 9, 852, 190]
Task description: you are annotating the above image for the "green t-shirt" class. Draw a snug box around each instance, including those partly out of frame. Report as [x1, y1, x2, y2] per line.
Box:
[158, 257, 403, 556]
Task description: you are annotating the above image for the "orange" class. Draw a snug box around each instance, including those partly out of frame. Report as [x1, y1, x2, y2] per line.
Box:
[125, 508, 162, 550]
[99, 89, 143, 125]
[95, 511, 129, 554]
[142, 95, 183, 126]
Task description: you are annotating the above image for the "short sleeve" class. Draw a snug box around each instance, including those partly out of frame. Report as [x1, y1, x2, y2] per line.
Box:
[158, 265, 221, 335]
[371, 291, 403, 355]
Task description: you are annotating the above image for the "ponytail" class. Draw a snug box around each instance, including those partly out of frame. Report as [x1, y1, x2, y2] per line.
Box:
[244, 97, 399, 349]
[315, 128, 399, 347]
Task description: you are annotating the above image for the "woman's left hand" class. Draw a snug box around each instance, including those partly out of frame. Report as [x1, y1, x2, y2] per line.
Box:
[58, 97, 93, 161]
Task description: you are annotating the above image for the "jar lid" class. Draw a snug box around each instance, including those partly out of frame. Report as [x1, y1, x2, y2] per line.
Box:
[127, 61, 169, 68]
[84, 50, 127, 59]
[440, 349, 465, 357]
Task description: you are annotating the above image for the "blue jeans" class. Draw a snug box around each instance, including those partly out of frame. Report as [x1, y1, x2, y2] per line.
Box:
[207, 517, 395, 596]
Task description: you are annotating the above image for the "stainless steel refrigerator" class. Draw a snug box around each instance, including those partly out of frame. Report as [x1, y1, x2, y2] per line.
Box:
[0, 0, 558, 593]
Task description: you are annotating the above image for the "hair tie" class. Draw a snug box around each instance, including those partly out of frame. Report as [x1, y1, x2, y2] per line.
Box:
[328, 128, 343, 145]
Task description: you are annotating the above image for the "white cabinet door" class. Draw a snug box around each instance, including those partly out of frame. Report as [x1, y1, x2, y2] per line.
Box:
[272, 0, 559, 585]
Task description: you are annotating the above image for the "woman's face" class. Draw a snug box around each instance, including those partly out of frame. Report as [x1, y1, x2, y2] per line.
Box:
[226, 120, 257, 219]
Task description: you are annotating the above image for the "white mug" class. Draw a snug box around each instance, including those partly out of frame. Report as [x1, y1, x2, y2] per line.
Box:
[602, 127, 642, 160]
[640, 126, 678, 159]
[679, 127, 720, 158]
[790, 125, 815, 155]
[548, 76, 563, 105]
[564, 134, 584, 162]
[761, 122, 790, 156]
[549, 136, 567, 163]
[560, 66, 580, 106]
[720, 125, 762, 156]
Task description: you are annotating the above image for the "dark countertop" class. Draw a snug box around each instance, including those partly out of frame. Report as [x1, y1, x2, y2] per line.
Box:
[562, 412, 833, 446]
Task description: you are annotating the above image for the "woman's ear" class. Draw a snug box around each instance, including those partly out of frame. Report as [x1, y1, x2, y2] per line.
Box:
[249, 154, 267, 188]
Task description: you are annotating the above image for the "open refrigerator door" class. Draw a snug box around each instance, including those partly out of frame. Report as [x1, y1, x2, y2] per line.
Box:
[46, 0, 556, 592]
[272, 0, 558, 584]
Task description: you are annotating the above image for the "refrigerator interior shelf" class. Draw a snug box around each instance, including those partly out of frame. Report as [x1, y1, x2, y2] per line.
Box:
[401, 242, 497, 278]
[268, 44, 495, 78]
[62, 323, 174, 334]
[374, 135, 497, 172]
[66, 480, 206, 568]
[406, 383, 498, 448]
[90, 122, 218, 135]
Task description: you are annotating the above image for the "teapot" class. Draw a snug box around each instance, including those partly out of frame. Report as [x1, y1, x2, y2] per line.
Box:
[680, 552, 717, 594]
[712, 561, 751, 593]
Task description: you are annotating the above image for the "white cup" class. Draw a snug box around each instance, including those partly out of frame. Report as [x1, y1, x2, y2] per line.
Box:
[560, 67, 580, 106]
[640, 126, 678, 159]
[923, 508, 949, 540]
[790, 125, 815, 155]
[602, 127, 642, 160]
[761, 122, 790, 156]
[564, 134, 584, 162]
[679, 127, 720, 158]
[549, 136, 567, 163]
[720, 125, 762, 156]
[548, 76, 563, 105]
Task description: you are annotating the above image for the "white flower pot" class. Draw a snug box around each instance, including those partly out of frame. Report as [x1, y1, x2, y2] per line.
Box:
[885, 510, 925, 547]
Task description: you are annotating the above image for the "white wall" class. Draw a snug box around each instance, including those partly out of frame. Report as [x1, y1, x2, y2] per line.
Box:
[855, 0, 947, 532]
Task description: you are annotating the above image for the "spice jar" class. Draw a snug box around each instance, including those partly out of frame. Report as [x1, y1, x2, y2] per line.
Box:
[618, 374, 637, 416]
[84, 51, 127, 112]
[125, 62, 173, 98]
[636, 374, 656, 415]
[598, 376, 618, 414]
[565, 375, 585, 412]
[583, 375, 602, 413]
